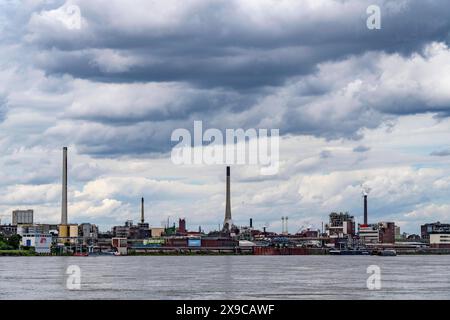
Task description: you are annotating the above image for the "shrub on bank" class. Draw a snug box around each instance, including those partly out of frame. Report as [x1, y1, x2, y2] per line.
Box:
[0, 250, 35, 256]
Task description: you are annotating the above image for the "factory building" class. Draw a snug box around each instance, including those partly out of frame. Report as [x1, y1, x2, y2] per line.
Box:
[378, 222, 395, 243]
[421, 221, 450, 248]
[111, 198, 150, 239]
[325, 212, 355, 238]
[17, 224, 58, 236]
[58, 224, 79, 244]
[112, 223, 132, 238]
[12, 209, 33, 225]
[358, 224, 379, 243]
[429, 234, 450, 248]
[78, 223, 99, 245]
[165, 237, 238, 248]
[150, 227, 165, 238]
[297, 229, 320, 238]
[0, 224, 17, 236]
[201, 237, 238, 247]
[112, 220, 150, 239]
[112, 237, 128, 255]
[421, 222, 450, 240]
[358, 222, 395, 244]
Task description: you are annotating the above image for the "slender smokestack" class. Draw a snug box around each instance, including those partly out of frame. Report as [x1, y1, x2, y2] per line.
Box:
[286, 216, 288, 234]
[223, 166, 232, 231]
[141, 197, 144, 224]
[250, 218, 253, 228]
[61, 147, 68, 225]
[364, 194, 368, 225]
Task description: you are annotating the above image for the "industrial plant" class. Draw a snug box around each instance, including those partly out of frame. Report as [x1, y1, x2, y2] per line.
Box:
[0, 147, 449, 256]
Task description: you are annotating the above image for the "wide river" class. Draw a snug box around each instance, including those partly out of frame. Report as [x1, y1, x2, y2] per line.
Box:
[0, 255, 449, 299]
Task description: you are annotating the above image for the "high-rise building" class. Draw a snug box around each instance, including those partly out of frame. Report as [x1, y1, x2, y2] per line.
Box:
[12, 209, 33, 225]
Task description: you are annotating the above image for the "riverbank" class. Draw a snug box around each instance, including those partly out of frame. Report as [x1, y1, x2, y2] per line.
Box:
[0, 250, 36, 256]
[2, 247, 450, 256]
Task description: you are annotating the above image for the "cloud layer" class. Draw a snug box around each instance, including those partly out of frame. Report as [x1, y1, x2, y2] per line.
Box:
[0, 0, 449, 233]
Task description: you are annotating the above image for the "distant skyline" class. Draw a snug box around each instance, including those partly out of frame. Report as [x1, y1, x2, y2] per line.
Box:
[1, 1, 450, 233]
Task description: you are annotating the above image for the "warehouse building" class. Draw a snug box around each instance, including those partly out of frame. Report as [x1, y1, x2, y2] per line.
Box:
[21, 233, 52, 254]
[430, 234, 450, 248]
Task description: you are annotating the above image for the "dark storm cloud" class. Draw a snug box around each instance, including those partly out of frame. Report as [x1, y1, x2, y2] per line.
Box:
[26, 0, 450, 89]
[35, 47, 321, 89]
[64, 83, 260, 125]
[0, 0, 448, 158]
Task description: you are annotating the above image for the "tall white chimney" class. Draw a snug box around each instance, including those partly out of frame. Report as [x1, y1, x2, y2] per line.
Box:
[61, 147, 68, 225]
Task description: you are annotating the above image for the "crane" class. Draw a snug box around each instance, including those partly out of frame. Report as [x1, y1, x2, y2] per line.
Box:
[296, 221, 313, 235]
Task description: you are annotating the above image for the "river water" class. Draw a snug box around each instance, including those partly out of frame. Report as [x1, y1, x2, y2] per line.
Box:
[0, 255, 449, 299]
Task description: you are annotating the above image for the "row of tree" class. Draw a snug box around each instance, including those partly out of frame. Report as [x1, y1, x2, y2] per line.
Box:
[0, 234, 22, 250]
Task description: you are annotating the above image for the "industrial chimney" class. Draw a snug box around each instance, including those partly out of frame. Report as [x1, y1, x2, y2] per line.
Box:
[361, 185, 371, 225]
[281, 216, 288, 235]
[61, 147, 68, 225]
[364, 194, 368, 225]
[250, 218, 253, 229]
[141, 197, 145, 224]
[285, 216, 288, 234]
[223, 166, 232, 231]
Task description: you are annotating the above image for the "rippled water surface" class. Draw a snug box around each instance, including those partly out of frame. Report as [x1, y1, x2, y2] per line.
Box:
[1, 256, 449, 299]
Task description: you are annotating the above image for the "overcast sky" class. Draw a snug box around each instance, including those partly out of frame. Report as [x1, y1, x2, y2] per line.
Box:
[1, 0, 450, 233]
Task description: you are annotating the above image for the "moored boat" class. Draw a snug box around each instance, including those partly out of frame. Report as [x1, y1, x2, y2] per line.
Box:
[73, 252, 89, 256]
[329, 249, 371, 255]
[378, 249, 397, 256]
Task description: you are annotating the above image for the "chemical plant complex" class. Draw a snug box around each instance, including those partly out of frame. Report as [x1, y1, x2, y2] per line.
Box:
[1, 147, 450, 256]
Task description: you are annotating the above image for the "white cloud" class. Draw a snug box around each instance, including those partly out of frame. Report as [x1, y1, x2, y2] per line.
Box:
[1, 0, 450, 234]
[404, 203, 450, 222]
